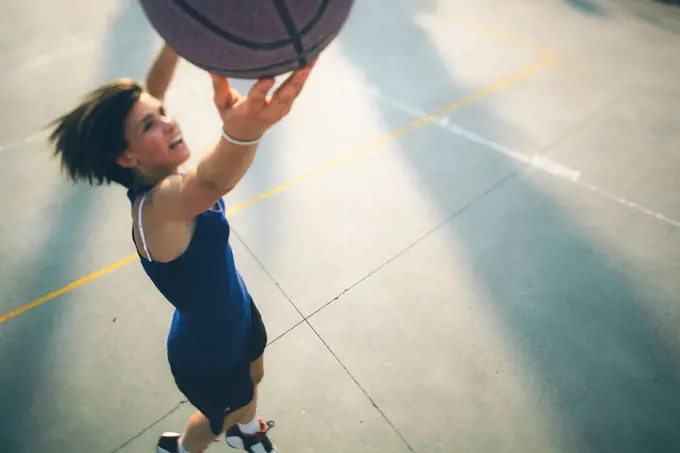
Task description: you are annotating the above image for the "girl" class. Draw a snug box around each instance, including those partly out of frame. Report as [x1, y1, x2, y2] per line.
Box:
[49, 44, 316, 453]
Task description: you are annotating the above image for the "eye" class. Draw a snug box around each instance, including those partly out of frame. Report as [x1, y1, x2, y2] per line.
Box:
[142, 119, 154, 132]
[159, 105, 167, 117]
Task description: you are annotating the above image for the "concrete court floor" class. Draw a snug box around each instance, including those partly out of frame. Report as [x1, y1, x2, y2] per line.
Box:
[2, 0, 680, 452]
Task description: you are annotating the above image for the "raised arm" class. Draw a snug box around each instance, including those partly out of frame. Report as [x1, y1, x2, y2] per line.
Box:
[146, 59, 317, 223]
[145, 44, 180, 102]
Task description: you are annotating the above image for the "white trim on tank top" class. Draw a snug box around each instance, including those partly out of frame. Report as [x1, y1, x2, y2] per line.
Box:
[137, 194, 153, 262]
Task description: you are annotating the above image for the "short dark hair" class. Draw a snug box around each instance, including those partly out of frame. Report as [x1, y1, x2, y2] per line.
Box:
[48, 79, 144, 189]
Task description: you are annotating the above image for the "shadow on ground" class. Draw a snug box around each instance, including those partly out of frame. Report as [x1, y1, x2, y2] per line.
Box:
[332, 0, 680, 451]
[0, 1, 159, 452]
[562, 0, 680, 32]
[564, 0, 609, 16]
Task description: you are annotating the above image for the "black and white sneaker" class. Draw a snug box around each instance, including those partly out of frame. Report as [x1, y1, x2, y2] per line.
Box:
[225, 419, 278, 452]
[157, 432, 181, 453]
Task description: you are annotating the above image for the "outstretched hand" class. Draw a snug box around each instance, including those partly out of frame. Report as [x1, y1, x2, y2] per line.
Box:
[211, 58, 317, 142]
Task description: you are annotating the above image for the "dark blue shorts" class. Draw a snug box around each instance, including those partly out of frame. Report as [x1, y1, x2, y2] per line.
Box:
[170, 299, 267, 435]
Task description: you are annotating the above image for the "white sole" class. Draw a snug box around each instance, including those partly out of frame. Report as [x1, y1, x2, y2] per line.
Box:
[226, 435, 246, 450]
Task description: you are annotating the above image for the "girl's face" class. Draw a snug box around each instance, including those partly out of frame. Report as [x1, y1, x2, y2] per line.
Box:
[117, 91, 190, 178]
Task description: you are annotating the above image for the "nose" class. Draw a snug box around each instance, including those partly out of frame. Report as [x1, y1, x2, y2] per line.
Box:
[162, 115, 178, 134]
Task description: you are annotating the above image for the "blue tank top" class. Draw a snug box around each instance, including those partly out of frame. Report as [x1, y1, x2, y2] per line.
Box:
[127, 186, 252, 376]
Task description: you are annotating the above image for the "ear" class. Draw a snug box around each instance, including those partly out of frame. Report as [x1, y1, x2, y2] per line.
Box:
[116, 151, 138, 168]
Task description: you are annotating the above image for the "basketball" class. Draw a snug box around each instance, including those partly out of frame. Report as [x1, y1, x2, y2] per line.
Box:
[138, 0, 355, 80]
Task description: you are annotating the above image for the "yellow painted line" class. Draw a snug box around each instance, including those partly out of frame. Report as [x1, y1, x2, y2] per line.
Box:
[0, 54, 557, 325]
[443, 14, 583, 71]
[0, 255, 138, 323]
[444, 14, 559, 60]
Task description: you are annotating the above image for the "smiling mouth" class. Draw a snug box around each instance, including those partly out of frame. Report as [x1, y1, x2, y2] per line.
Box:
[169, 134, 184, 150]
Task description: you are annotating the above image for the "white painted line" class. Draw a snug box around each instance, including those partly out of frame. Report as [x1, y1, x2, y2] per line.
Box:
[0, 30, 162, 76]
[17, 40, 98, 72]
[367, 86, 680, 230]
[369, 87, 534, 166]
[367, 87, 430, 119]
[0, 75, 199, 155]
[444, 122, 533, 166]
[3, 80, 679, 231]
[578, 181, 680, 229]
[0, 131, 47, 155]
[0, 33, 164, 154]
[530, 155, 581, 181]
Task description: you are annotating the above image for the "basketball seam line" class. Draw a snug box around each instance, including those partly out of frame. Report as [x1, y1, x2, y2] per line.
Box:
[185, 38, 331, 74]
[168, 0, 327, 50]
[272, 0, 319, 66]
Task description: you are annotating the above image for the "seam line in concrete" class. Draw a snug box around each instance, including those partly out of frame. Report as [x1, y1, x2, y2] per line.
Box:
[0, 57, 548, 324]
[111, 400, 188, 453]
[1, 13, 560, 324]
[233, 229, 416, 452]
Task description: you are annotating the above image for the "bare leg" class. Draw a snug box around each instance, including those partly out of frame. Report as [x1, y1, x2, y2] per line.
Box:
[176, 411, 217, 453]
[179, 401, 256, 452]
[180, 355, 265, 452]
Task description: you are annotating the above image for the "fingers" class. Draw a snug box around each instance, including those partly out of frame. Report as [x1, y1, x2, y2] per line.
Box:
[247, 77, 276, 106]
[269, 58, 317, 108]
[211, 73, 232, 108]
[210, 57, 317, 133]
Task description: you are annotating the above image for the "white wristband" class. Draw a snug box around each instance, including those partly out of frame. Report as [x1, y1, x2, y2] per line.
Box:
[221, 127, 262, 145]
